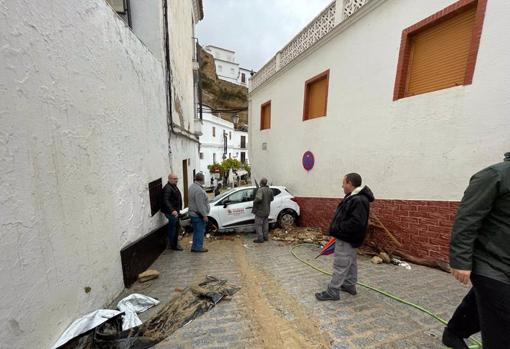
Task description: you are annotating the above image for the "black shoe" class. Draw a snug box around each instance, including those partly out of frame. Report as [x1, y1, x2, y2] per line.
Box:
[253, 239, 264, 243]
[315, 290, 340, 301]
[442, 327, 468, 349]
[263, 237, 269, 241]
[170, 245, 183, 251]
[341, 285, 357, 295]
[191, 248, 208, 253]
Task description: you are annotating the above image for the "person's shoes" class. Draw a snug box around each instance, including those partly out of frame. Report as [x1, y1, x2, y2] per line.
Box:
[442, 327, 469, 349]
[191, 248, 208, 253]
[341, 285, 357, 295]
[253, 239, 264, 243]
[263, 236, 269, 241]
[169, 244, 183, 251]
[315, 290, 340, 301]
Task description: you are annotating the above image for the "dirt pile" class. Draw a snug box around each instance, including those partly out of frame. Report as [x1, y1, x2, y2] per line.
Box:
[271, 227, 324, 244]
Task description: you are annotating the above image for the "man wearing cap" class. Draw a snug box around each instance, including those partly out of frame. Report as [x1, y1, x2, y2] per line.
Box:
[443, 152, 510, 349]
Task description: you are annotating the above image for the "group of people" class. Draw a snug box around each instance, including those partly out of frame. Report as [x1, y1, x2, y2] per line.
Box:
[159, 152, 509, 348]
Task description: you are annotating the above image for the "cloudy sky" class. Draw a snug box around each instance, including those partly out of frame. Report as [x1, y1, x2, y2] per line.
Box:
[197, 0, 332, 71]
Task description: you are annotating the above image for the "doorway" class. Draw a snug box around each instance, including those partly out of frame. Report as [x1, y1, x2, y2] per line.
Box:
[182, 159, 189, 207]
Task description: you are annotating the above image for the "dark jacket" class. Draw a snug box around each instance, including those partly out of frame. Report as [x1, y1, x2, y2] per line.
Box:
[329, 186, 375, 248]
[450, 153, 510, 284]
[161, 183, 182, 215]
[252, 186, 274, 217]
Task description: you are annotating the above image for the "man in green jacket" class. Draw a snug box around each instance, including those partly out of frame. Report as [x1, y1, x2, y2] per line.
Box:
[442, 152, 510, 349]
[252, 177, 274, 243]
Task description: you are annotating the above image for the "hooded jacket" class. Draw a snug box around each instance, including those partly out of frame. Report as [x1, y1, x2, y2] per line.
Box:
[329, 186, 375, 248]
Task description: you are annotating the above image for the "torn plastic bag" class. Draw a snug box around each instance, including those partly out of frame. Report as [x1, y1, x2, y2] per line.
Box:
[117, 294, 160, 331]
[52, 309, 121, 349]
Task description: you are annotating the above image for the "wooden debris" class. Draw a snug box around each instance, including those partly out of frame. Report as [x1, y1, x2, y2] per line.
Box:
[371, 256, 383, 264]
[138, 269, 160, 283]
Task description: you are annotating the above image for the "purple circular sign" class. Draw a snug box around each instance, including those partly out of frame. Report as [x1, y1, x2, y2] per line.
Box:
[302, 151, 315, 171]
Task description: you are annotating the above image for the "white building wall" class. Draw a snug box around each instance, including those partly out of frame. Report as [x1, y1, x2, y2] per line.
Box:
[0, 1, 171, 348]
[129, 0, 164, 60]
[249, 0, 510, 201]
[238, 67, 251, 87]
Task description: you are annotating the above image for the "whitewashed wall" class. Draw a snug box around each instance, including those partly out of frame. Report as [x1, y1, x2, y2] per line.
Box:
[129, 0, 164, 60]
[249, 0, 510, 201]
[0, 0, 170, 348]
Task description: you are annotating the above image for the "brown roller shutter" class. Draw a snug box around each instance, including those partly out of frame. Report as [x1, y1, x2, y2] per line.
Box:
[303, 70, 329, 120]
[405, 6, 476, 97]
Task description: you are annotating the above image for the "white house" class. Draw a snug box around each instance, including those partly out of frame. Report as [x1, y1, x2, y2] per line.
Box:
[249, 0, 510, 261]
[0, 0, 203, 348]
[199, 112, 249, 186]
[204, 45, 252, 86]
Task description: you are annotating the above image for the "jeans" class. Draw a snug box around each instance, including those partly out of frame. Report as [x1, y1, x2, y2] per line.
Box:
[255, 215, 269, 240]
[447, 274, 510, 349]
[191, 215, 206, 250]
[164, 214, 179, 248]
[327, 240, 357, 297]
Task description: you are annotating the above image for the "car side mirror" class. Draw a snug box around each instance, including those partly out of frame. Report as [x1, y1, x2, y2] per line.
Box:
[223, 200, 230, 208]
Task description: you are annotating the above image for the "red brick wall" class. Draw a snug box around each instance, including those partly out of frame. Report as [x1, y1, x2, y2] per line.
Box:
[294, 197, 459, 261]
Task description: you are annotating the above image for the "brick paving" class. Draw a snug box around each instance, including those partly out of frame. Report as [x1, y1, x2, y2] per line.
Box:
[119, 233, 480, 348]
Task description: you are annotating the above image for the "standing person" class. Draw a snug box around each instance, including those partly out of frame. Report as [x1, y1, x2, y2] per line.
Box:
[252, 178, 274, 243]
[315, 173, 374, 301]
[442, 153, 510, 349]
[214, 182, 222, 197]
[161, 173, 183, 251]
[188, 172, 210, 253]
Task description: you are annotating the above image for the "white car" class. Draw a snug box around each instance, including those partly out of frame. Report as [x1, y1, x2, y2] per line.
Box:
[180, 186, 300, 234]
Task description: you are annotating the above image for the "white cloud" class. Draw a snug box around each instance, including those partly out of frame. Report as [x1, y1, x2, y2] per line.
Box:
[197, 0, 333, 70]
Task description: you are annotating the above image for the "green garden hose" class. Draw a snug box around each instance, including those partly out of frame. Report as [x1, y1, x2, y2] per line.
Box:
[290, 243, 482, 349]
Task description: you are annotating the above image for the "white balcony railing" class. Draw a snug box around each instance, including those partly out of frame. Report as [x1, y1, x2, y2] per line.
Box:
[250, 0, 370, 91]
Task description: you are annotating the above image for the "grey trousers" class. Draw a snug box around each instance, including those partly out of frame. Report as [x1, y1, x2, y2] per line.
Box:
[255, 215, 269, 240]
[327, 240, 358, 297]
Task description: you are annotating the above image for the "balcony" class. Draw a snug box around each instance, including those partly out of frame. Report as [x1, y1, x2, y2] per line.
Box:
[250, 0, 370, 91]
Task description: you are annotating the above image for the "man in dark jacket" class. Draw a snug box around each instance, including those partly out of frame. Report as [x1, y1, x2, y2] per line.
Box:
[252, 178, 274, 243]
[161, 173, 183, 251]
[316, 173, 375, 301]
[442, 153, 510, 349]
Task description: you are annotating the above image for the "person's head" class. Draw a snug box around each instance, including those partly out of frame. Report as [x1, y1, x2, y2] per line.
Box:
[342, 173, 362, 194]
[260, 177, 268, 187]
[168, 173, 178, 185]
[195, 172, 205, 184]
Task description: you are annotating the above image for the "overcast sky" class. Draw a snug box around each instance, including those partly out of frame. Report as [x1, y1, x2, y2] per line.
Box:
[197, 0, 333, 71]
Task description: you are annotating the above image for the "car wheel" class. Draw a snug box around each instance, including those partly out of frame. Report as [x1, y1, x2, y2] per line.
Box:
[278, 210, 296, 228]
[206, 218, 219, 235]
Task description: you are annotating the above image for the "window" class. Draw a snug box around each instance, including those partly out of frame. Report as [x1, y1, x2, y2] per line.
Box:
[148, 178, 162, 216]
[303, 69, 329, 120]
[224, 189, 255, 204]
[271, 188, 281, 197]
[260, 101, 271, 130]
[229, 131, 231, 140]
[240, 152, 246, 163]
[393, 0, 487, 100]
[240, 136, 246, 149]
[199, 152, 204, 160]
[213, 153, 216, 163]
[241, 73, 246, 83]
[229, 153, 231, 158]
[212, 126, 215, 137]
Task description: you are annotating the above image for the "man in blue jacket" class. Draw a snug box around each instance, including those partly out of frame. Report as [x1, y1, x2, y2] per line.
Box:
[316, 173, 375, 301]
[443, 153, 510, 349]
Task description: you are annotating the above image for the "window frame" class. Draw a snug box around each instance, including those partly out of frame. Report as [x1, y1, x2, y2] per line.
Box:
[303, 69, 330, 121]
[260, 100, 271, 130]
[393, 0, 487, 101]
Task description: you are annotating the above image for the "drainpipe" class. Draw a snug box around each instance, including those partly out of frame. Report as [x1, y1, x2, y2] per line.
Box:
[162, 0, 175, 139]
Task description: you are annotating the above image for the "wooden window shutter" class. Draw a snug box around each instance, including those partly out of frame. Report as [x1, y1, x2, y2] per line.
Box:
[260, 101, 271, 130]
[304, 70, 329, 120]
[405, 6, 476, 97]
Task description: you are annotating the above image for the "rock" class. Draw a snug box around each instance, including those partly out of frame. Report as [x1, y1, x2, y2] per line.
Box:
[379, 252, 391, 264]
[138, 269, 160, 283]
[371, 256, 383, 264]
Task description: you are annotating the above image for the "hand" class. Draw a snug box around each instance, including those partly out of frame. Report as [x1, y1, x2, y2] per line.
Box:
[451, 269, 471, 285]
[203, 216, 209, 223]
[172, 211, 178, 218]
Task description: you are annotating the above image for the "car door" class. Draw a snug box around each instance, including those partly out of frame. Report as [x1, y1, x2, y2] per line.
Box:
[217, 188, 256, 229]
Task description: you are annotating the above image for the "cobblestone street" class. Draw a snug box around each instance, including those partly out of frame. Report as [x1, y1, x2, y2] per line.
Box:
[121, 234, 477, 349]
